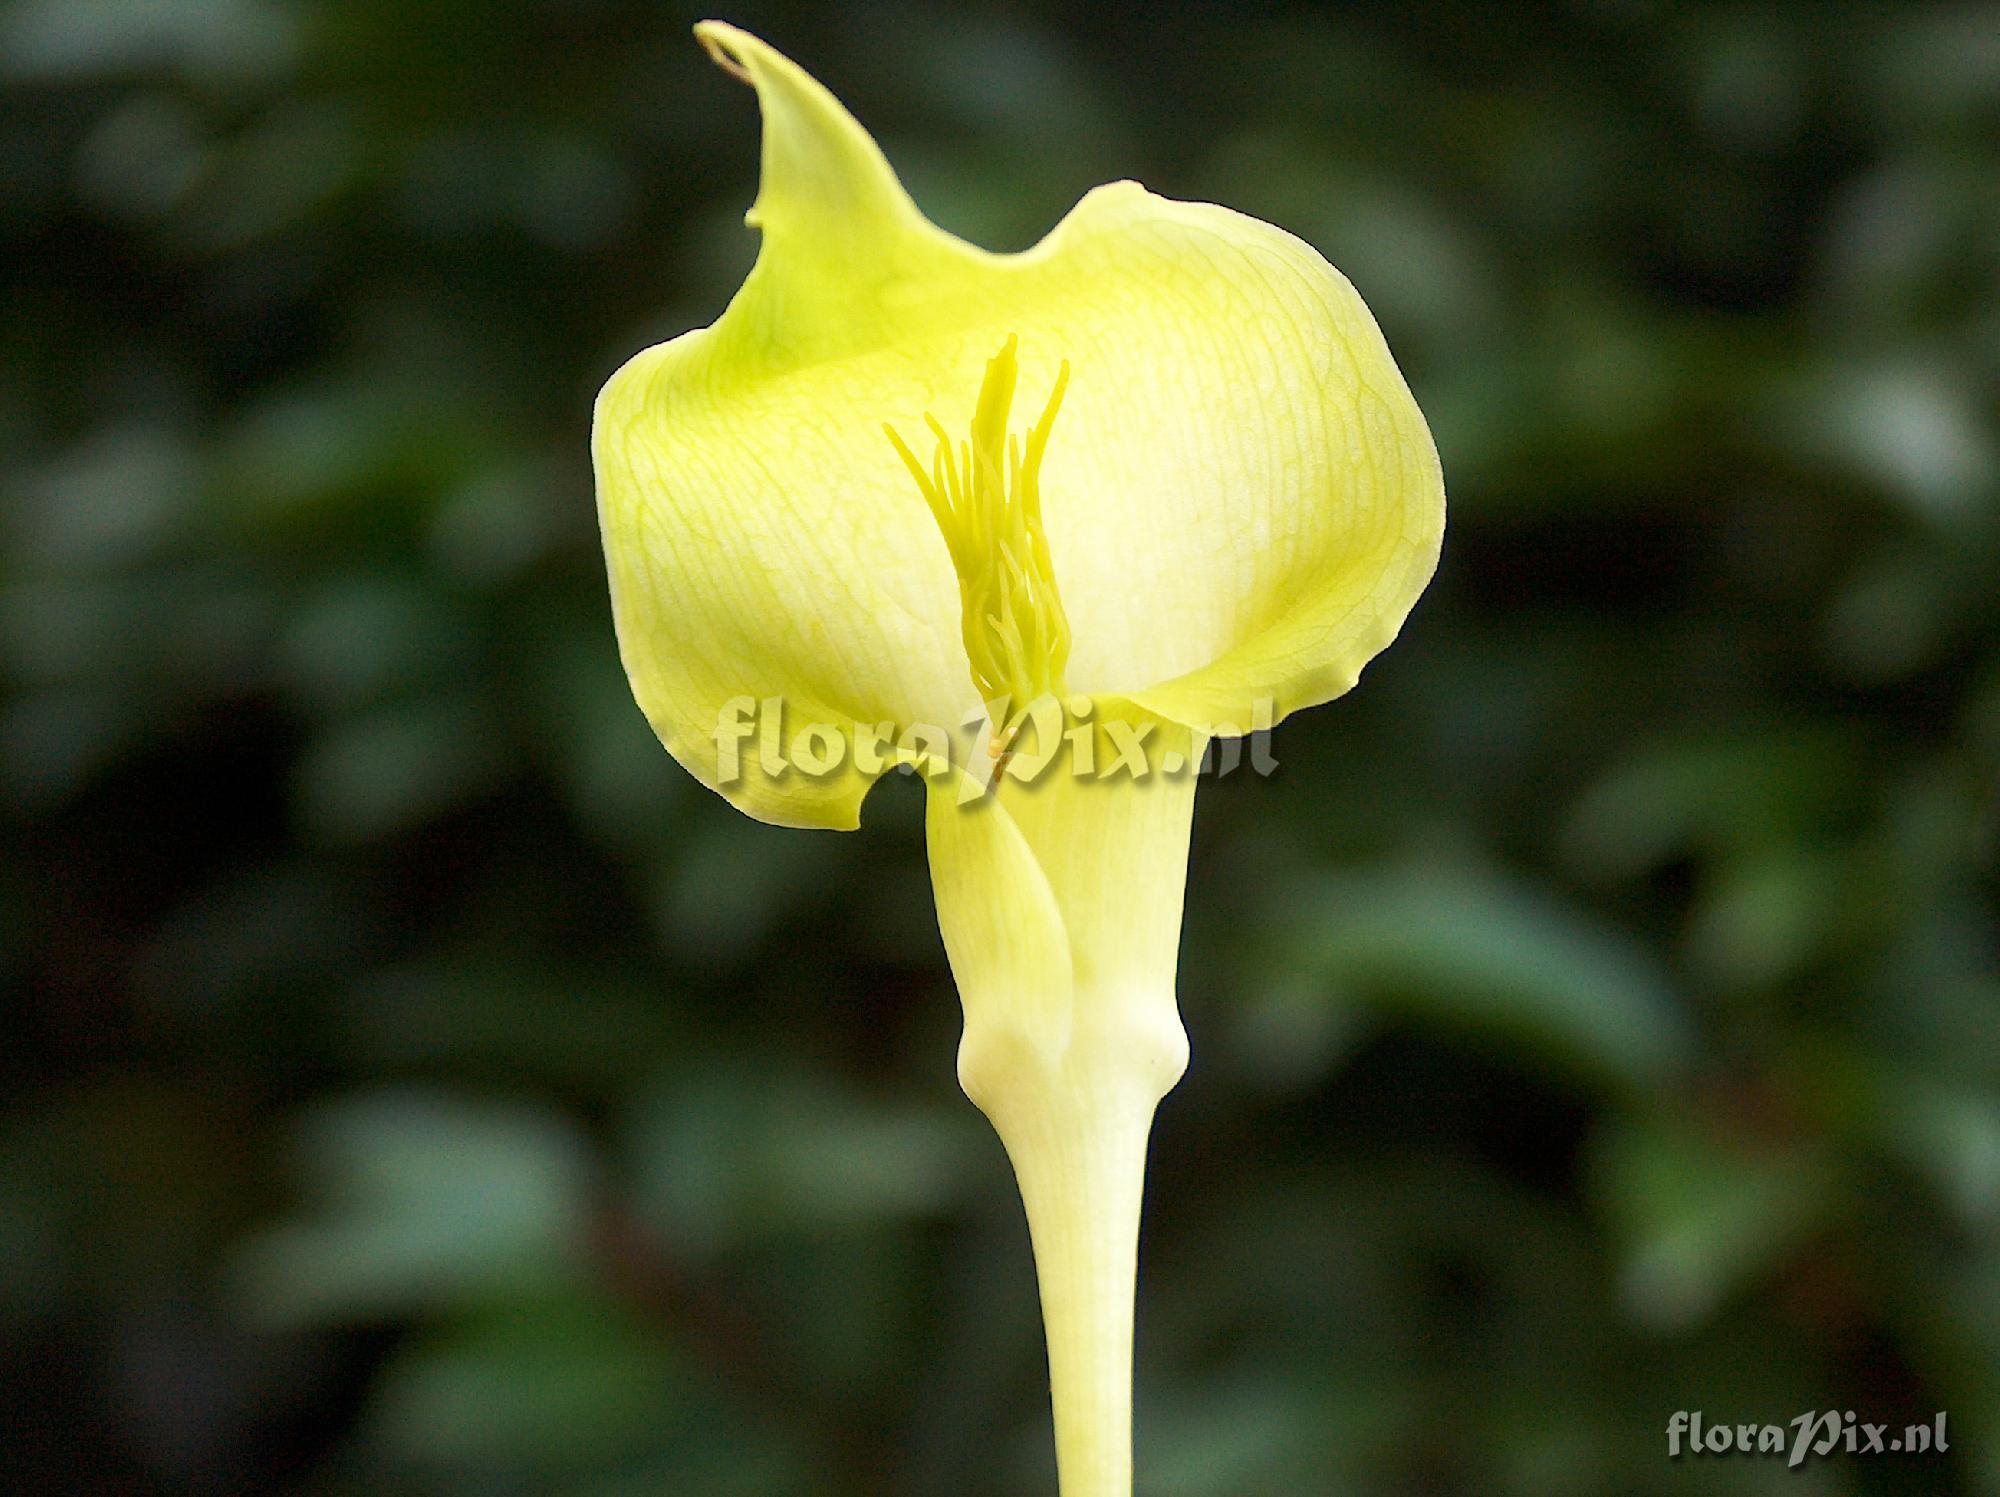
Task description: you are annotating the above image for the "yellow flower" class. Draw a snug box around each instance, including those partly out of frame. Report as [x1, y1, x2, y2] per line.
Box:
[593, 22, 1442, 1496]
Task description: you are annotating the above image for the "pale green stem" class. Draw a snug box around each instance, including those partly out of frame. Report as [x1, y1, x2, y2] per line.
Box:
[924, 725, 1198, 1497]
[965, 981, 1184, 1497]
[992, 1077, 1162, 1497]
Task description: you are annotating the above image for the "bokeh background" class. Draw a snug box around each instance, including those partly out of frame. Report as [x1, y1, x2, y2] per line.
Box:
[5, 1, 1998, 1492]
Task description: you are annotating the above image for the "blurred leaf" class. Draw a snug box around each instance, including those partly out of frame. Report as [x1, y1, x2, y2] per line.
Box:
[1773, 356, 1995, 525]
[1797, 1045, 2000, 1228]
[276, 571, 477, 714]
[233, 1089, 589, 1327]
[290, 690, 507, 841]
[1589, 1111, 1839, 1331]
[1259, 865, 1692, 1092]
[5, 423, 193, 566]
[1562, 728, 1859, 879]
[522, 619, 683, 850]
[0, 0, 296, 84]
[629, 1065, 983, 1258]
[1683, 847, 1848, 993]
[360, 1294, 680, 1472]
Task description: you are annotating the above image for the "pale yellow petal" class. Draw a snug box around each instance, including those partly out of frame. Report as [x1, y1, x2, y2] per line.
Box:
[593, 25, 1442, 827]
[593, 24, 977, 829]
[1023, 190, 1446, 733]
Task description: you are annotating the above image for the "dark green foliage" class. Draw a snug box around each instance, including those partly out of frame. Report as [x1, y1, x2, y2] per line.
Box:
[3, 2, 1996, 1492]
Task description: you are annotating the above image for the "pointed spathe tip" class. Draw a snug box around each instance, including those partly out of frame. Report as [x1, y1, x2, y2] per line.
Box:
[685, 19, 933, 266]
[693, 20, 755, 83]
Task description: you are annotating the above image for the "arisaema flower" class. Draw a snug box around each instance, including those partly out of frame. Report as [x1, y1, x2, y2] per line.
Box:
[593, 22, 1443, 1496]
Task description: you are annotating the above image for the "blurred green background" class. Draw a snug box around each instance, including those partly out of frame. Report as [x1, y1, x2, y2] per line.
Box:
[4, 1, 1998, 1493]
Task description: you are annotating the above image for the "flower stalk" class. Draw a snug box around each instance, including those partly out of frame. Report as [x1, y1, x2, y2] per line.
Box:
[997, 1071, 1164, 1497]
[590, 21, 1443, 1495]
[928, 716, 1196, 1496]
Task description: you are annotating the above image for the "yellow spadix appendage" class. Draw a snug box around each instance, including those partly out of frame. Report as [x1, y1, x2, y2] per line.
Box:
[886, 336, 1073, 728]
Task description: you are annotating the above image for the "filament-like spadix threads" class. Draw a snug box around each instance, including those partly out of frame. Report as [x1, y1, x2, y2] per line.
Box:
[886, 336, 1073, 719]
